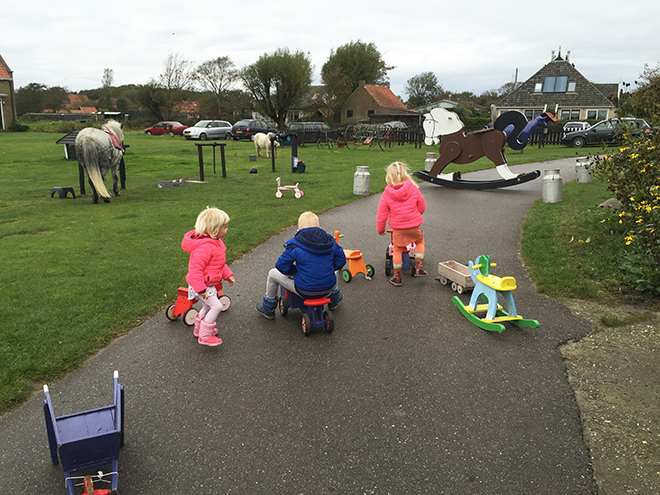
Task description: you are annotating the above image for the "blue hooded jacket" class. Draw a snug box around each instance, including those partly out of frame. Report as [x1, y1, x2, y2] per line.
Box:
[275, 227, 346, 294]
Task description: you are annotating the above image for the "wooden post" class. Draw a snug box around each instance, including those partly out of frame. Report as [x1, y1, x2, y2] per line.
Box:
[78, 163, 86, 195]
[220, 143, 226, 178]
[197, 144, 205, 181]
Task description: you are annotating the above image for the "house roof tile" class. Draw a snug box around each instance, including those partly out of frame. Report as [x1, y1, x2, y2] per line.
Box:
[365, 85, 406, 109]
[68, 94, 89, 106]
[0, 55, 11, 79]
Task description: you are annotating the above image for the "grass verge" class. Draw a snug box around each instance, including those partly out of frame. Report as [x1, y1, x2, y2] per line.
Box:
[521, 178, 657, 304]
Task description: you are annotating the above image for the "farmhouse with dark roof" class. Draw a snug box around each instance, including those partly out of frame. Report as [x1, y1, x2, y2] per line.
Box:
[496, 50, 619, 122]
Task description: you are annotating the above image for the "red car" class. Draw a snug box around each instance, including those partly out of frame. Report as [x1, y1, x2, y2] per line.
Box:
[144, 121, 188, 136]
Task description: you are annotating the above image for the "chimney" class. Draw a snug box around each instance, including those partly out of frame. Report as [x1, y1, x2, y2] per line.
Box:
[359, 80, 366, 87]
[566, 50, 570, 62]
[551, 50, 555, 61]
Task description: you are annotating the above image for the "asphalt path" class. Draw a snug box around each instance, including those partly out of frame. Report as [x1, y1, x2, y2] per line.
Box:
[0, 158, 598, 494]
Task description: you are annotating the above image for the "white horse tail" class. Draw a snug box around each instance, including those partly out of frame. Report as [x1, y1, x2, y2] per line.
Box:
[78, 133, 111, 198]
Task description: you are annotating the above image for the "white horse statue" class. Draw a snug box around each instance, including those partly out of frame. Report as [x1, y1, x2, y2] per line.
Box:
[75, 120, 124, 203]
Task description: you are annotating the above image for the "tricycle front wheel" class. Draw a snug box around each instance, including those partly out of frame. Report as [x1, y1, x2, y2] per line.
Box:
[183, 308, 198, 326]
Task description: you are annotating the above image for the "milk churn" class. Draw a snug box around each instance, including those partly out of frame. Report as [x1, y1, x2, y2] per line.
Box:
[575, 159, 592, 183]
[353, 166, 371, 195]
[542, 169, 563, 203]
[425, 152, 437, 171]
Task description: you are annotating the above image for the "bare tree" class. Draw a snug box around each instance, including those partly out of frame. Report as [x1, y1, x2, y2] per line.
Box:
[160, 52, 196, 91]
[102, 68, 114, 89]
[196, 56, 238, 94]
[158, 52, 196, 120]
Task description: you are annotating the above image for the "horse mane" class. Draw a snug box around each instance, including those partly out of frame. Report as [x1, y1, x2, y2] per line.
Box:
[102, 120, 124, 143]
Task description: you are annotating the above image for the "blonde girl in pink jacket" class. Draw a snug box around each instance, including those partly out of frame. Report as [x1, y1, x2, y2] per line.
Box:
[182, 207, 235, 346]
[376, 162, 427, 286]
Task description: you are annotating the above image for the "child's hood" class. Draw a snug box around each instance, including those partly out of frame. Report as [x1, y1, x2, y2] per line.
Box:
[181, 230, 219, 253]
[288, 227, 336, 254]
[384, 180, 416, 202]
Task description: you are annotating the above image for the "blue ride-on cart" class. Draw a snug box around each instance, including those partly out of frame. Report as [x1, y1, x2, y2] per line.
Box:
[279, 287, 334, 336]
[43, 371, 125, 495]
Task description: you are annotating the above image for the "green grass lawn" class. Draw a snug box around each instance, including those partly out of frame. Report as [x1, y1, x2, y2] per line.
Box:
[0, 128, 608, 413]
[521, 179, 631, 300]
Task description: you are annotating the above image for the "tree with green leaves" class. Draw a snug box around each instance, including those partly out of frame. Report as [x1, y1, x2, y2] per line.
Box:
[321, 40, 393, 118]
[15, 82, 46, 115]
[632, 63, 660, 120]
[136, 81, 167, 121]
[196, 56, 239, 118]
[42, 86, 69, 113]
[404, 72, 447, 108]
[241, 48, 312, 130]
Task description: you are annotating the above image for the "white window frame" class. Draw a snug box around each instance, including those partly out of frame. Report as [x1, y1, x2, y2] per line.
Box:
[560, 109, 580, 120]
[586, 109, 608, 120]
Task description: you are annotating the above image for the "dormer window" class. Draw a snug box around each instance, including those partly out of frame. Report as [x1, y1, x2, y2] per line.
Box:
[543, 76, 568, 93]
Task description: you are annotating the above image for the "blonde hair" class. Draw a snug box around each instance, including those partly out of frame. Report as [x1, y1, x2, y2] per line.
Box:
[194, 207, 230, 239]
[385, 161, 417, 187]
[298, 211, 319, 230]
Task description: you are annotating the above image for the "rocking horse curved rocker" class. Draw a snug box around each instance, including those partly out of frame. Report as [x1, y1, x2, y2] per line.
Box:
[413, 108, 557, 190]
[452, 255, 539, 333]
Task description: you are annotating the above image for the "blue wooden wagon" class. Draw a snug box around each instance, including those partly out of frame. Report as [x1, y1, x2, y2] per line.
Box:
[43, 371, 124, 495]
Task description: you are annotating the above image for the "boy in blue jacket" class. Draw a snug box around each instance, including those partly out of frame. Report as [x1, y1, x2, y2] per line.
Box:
[256, 211, 346, 319]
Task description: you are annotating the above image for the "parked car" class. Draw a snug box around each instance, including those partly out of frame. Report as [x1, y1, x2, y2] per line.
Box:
[286, 122, 332, 143]
[562, 122, 590, 134]
[183, 120, 233, 140]
[231, 119, 277, 140]
[144, 121, 188, 136]
[561, 118, 651, 148]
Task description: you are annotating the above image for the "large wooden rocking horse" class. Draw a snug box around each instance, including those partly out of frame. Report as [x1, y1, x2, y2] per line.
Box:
[413, 108, 556, 189]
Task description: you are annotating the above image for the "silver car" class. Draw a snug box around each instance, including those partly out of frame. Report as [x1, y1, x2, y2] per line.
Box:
[183, 120, 233, 140]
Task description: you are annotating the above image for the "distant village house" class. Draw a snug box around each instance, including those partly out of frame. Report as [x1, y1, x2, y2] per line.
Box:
[496, 50, 619, 121]
[341, 81, 420, 127]
[0, 54, 17, 130]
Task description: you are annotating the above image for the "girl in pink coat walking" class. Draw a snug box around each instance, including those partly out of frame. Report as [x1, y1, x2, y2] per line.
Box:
[376, 161, 427, 286]
[182, 207, 235, 346]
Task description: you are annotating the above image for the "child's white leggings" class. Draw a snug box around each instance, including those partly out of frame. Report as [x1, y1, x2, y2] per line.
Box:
[199, 293, 223, 324]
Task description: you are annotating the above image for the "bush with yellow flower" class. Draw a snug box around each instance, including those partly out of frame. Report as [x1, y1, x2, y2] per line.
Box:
[590, 128, 659, 292]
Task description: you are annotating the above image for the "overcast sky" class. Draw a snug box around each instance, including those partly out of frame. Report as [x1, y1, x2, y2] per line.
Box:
[3, 0, 659, 100]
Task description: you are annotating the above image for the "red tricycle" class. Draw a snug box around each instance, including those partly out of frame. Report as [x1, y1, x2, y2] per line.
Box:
[165, 282, 231, 326]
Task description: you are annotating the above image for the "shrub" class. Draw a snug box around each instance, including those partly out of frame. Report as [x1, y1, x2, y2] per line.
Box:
[590, 129, 660, 292]
[9, 120, 29, 132]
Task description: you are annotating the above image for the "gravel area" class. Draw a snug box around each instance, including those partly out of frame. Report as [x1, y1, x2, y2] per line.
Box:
[560, 299, 660, 494]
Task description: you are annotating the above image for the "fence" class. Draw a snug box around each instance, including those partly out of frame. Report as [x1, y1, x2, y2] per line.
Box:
[292, 125, 562, 150]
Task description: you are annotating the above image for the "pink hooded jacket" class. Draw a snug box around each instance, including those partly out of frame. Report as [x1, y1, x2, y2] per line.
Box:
[182, 230, 233, 293]
[376, 180, 426, 233]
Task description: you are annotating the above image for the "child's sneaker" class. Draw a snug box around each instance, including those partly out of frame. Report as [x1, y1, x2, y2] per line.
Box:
[256, 295, 277, 319]
[328, 288, 343, 310]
